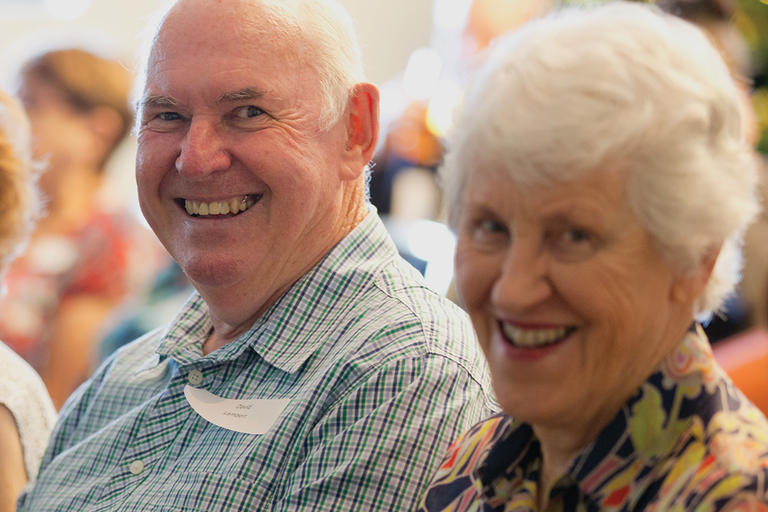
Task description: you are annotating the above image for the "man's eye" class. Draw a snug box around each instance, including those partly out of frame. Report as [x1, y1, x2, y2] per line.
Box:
[157, 112, 182, 122]
[142, 111, 185, 132]
[233, 106, 265, 119]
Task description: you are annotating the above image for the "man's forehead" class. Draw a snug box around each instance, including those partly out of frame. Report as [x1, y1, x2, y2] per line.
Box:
[141, 24, 305, 109]
[158, 0, 301, 41]
[150, 0, 303, 66]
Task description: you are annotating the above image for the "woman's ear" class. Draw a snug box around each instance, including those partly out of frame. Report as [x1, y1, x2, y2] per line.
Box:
[339, 82, 379, 181]
[670, 246, 720, 305]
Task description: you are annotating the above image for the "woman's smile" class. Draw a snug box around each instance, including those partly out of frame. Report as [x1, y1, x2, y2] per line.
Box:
[498, 321, 576, 348]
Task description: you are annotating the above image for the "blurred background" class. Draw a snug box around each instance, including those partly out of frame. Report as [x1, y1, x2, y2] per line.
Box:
[0, 0, 767, 409]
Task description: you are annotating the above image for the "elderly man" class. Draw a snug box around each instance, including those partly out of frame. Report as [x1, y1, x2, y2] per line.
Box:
[18, 0, 494, 510]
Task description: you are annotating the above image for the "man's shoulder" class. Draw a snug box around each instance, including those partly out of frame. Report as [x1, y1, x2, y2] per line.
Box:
[341, 258, 478, 361]
[309, 213, 473, 345]
[367, 254, 470, 323]
[307, 272, 493, 408]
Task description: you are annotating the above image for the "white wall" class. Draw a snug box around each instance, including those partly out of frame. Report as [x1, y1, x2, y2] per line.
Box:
[339, 0, 434, 84]
[0, 0, 433, 86]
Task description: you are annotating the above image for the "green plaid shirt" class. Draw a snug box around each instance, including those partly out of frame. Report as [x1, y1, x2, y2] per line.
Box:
[20, 212, 496, 511]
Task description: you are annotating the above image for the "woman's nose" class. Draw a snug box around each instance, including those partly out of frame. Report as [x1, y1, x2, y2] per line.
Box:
[491, 243, 552, 313]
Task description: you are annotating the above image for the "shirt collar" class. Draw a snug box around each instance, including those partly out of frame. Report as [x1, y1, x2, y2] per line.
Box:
[155, 293, 213, 363]
[157, 210, 399, 373]
[475, 324, 723, 504]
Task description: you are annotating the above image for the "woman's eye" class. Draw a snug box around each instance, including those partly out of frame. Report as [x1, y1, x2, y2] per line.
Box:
[479, 219, 505, 233]
[550, 226, 597, 262]
[234, 105, 265, 119]
[562, 228, 590, 244]
[468, 218, 508, 247]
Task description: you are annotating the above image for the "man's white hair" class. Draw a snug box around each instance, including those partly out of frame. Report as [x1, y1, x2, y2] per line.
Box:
[264, 0, 366, 128]
[137, 0, 365, 130]
[442, 1, 760, 319]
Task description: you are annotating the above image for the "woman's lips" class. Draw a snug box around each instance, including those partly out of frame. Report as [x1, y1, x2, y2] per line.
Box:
[498, 320, 576, 348]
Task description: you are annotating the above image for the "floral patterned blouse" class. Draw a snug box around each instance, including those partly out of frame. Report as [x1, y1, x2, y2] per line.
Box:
[418, 326, 768, 511]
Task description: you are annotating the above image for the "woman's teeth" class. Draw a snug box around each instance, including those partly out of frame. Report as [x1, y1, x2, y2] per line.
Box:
[184, 195, 259, 216]
[501, 323, 572, 348]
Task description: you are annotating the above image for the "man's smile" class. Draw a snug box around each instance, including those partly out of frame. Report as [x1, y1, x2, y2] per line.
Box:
[179, 194, 263, 216]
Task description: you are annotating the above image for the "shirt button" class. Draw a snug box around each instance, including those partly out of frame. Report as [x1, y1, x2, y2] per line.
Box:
[129, 460, 144, 475]
[187, 369, 203, 386]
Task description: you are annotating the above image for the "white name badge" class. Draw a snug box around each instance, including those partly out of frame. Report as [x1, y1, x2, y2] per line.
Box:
[184, 385, 290, 435]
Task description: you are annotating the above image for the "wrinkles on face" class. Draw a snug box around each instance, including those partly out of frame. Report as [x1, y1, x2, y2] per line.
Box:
[136, 0, 363, 338]
[455, 165, 691, 457]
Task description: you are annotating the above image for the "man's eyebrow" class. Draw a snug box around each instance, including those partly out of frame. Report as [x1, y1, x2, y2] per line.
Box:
[137, 88, 266, 111]
[218, 87, 266, 103]
[139, 95, 179, 110]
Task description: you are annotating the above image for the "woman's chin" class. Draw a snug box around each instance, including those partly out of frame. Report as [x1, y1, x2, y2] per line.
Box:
[485, 328, 582, 422]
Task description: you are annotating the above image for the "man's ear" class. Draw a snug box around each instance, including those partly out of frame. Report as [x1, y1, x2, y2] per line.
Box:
[340, 82, 379, 181]
[670, 245, 720, 305]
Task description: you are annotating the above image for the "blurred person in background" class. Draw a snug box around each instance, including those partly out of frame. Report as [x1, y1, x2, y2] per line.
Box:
[0, 90, 56, 511]
[419, 3, 768, 510]
[370, 0, 553, 223]
[369, 0, 555, 304]
[18, 0, 495, 510]
[98, 260, 192, 362]
[369, 101, 443, 219]
[0, 47, 168, 409]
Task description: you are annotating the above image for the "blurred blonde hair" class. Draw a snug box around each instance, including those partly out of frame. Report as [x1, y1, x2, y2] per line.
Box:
[0, 91, 40, 279]
[22, 48, 134, 167]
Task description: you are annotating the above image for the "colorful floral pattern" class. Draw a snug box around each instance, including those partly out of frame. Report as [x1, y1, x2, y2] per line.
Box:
[418, 326, 768, 511]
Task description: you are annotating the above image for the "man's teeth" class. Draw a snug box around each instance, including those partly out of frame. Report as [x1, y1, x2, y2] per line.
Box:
[184, 195, 257, 216]
[501, 324, 571, 348]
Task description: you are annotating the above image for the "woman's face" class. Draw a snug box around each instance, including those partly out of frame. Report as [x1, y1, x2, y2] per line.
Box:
[455, 165, 697, 436]
[17, 74, 96, 191]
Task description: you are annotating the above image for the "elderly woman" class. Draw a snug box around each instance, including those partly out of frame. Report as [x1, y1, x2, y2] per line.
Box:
[0, 91, 56, 511]
[419, 2, 768, 510]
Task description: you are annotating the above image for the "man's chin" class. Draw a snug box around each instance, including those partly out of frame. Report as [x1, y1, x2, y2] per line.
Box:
[180, 256, 246, 290]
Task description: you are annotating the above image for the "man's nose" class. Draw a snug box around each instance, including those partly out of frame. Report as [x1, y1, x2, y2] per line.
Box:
[175, 118, 231, 177]
[491, 243, 552, 313]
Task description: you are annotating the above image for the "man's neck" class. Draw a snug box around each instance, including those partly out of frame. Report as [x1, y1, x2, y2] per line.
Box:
[200, 187, 369, 355]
